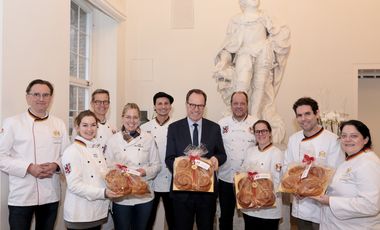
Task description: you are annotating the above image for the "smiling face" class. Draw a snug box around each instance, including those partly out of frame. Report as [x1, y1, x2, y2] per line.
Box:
[186, 93, 205, 122]
[154, 97, 172, 118]
[295, 105, 320, 135]
[254, 122, 271, 147]
[122, 108, 140, 132]
[76, 115, 98, 141]
[26, 84, 52, 116]
[231, 93, 248, 121]
[91, 93, 110, 118]
[340, 125, 368, 155]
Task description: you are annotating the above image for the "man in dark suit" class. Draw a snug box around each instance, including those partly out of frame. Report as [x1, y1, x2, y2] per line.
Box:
[166, 89, 227, 230]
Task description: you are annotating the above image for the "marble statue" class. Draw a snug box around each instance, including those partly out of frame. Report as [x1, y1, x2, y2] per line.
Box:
[213, 0, 291, 143]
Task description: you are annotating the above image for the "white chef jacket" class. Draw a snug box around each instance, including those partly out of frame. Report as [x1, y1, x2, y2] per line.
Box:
[241, 144, 283, 219]
[104, 131, 161, 205]
[0, 111, 69, 206]
[218, 115, 256, 183]
[140, 118, 172, 192]
[72, 120, 116, 153]
[283, 128, 344, 223]
[62, 136, 109, 222]
[320, 150, 380, 230]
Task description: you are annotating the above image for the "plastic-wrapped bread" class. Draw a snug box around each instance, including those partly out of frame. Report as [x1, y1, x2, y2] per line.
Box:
[234, 172, 276, 209]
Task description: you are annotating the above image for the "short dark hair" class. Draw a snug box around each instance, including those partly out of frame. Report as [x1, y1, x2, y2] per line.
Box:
[340, 120, 372, 149]
[292, 97, 319, 114]
[186, 89, 207, 104]
[153, 92, 174, 105]
[91, 89, 110, 102]
[253, 119, 272, 133]
[74, 110, 99, 127]
[26, 79, 54, 95]
[230, 91, 248, 104]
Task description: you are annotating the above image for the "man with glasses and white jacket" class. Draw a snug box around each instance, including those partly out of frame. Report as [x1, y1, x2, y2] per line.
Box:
[0, 79, 70, 230]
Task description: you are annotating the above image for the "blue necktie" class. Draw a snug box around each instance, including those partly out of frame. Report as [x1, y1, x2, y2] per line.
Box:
[193, 123, 199, 146]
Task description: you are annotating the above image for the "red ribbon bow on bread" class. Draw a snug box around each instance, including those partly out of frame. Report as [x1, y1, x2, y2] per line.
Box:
[302, 154, 315, 165]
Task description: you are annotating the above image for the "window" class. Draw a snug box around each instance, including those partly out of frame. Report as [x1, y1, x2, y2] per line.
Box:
[69, 0, 92, 135]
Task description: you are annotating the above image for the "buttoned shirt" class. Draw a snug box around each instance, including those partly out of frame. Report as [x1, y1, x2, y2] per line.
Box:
[284, 128, 344, 223]
[140, 117, 172, 192]
[218, 115, 256, 183]
[0, 111, 69, 206]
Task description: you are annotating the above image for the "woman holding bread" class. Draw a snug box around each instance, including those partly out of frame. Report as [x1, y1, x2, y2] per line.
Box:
[240, 120, 283, 230]
[312, 120, 380, 230]
[62, 110, 121, 230]
[104, 103, 161, 230]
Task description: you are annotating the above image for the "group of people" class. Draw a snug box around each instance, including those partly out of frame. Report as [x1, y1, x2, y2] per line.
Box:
[0, 79, 379, 230]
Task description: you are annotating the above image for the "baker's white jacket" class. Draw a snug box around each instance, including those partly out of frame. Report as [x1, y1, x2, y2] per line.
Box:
[283, 128, 344, 223]
[320, 150, 380, 230]
[104, 131, 161, 205]
[62, 136, 109, 222]
[140, 118, 172, 192]
[0, 111, 69, 206]
[241, 144, 283, 219]
[218, 115, 257, 183]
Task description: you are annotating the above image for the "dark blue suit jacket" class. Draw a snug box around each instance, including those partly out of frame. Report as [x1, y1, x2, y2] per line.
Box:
[165, 117, 227, 201]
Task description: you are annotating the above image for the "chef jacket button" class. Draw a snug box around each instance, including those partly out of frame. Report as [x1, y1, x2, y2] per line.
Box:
[99, 161, 101, 163]
[154, 136, 156, 138]
[87, 161, 90, 163]
[91, 175, 94, 178]
[124, 149, 126, 151]
[100, 136, 103, 138]
[138, 148, 140, 151]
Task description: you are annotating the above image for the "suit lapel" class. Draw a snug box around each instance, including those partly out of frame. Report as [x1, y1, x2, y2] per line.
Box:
[180, 118, 192, 144]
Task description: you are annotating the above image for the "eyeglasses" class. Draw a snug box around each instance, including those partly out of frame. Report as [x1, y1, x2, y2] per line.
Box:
[254, 129, 269, 135]
[28, 93, 51, 99]
[93, 100, 110, 106]
[187, 103, 205, 109]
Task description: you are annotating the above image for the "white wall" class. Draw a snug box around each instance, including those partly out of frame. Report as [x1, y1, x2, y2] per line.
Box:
[359, 78, 380, 155]
[0, 0, 126, 229]
[123, 0, 380, 137]
[1, 1, 70, 229]
[0, 0, 5, 227]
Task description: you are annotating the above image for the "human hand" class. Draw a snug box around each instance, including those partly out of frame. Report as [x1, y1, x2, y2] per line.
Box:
[210, 156, 219, 171]
[39, 163, 58, 178]
[136, 168, 146, 177]
[27, 164, 51, 179]
[105, 189, 123, 199]
[310, 195, 330, 206]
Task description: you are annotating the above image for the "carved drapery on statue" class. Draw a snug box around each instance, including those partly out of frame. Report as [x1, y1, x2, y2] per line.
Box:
[213, 0, 290, 143]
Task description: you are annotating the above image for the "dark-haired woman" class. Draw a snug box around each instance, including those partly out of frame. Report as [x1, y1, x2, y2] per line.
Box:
[62, 110, 121, 230]
[241, 120, 283, 230]
[312, 120, 380, 230]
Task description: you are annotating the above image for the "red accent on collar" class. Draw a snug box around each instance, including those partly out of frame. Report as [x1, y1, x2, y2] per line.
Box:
[259, 143, 273, 152]
[345, 148, 368, 161]
[28, 109, 49, 121]
[74, 139, 86, 147]
[302, 127, 324, 142]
